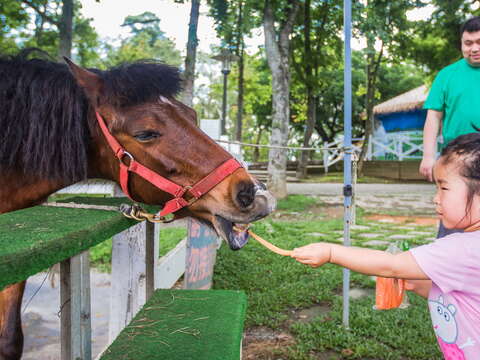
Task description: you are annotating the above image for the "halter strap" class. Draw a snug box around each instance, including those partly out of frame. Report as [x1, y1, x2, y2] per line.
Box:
[95, 111, 242, 216]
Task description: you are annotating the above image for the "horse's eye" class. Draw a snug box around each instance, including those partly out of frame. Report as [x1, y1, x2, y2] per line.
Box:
[134, 131, 160, 142]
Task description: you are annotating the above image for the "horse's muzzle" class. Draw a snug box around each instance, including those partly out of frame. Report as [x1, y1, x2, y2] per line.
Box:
[212, 186, 276, 250]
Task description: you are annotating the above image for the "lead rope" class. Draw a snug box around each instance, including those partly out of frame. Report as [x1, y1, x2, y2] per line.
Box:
[42, 202, 174, 223]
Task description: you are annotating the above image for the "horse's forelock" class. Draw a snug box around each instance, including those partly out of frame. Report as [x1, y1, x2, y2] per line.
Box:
[99, 61, 183, 109]
[0, 54, 183, 184]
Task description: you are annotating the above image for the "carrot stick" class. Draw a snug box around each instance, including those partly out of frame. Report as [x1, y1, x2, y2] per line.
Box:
[247, 229, 293, 256]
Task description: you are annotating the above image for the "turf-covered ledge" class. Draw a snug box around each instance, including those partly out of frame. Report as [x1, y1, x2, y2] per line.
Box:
[99, 289, 247, 360]
[0, 197, 159, 290]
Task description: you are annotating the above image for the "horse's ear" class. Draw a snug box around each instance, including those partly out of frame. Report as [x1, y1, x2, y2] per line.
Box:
[64, 57, 103, 107]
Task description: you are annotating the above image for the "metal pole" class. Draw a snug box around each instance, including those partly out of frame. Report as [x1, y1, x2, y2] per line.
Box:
[221, 70, 229, 135]
[342, 0, 352, 329]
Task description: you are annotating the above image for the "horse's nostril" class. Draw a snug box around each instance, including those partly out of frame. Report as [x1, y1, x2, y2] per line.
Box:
[236, 183, 255, 208]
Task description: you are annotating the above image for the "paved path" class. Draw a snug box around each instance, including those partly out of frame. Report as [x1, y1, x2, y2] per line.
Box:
[288, 183, 437, 216]
[21, 182, 437, 359]
[22, 271, 110, 360]
[287, 182, 435, 195]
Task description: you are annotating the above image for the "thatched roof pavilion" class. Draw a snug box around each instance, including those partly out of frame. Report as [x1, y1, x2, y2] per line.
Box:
[373, 85, 428, 115]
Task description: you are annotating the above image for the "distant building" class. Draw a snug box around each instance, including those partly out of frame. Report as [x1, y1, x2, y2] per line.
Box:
[374, 85, 428, 133]
[370, 85, 429, 161]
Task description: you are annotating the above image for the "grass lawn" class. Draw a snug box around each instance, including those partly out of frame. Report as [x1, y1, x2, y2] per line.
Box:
[212, 195, 441, 359]
[87, 194, 440, 359]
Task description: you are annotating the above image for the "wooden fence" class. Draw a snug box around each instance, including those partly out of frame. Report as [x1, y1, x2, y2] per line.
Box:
[0, 194, 222, 359]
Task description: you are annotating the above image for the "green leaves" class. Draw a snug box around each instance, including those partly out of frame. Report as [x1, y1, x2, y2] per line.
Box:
[104, 31, 182, 68]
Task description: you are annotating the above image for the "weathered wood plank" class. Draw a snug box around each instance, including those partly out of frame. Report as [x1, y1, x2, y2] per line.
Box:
[60, 260, 71, 360]
[60, 251, 92, 360]
[155, 239, 187, 289]
[108, 221, 158, 343]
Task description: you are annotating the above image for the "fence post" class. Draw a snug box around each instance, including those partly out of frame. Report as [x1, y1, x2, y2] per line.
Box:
[367, 136, 372, 160]
[184, 218, 219, 290]
[323, 141, 329, 174]
[398, 135, 403, 161]
[60, 260, 71, 360]
[60, 251, 91, 360]
[108, 221, 158, 343]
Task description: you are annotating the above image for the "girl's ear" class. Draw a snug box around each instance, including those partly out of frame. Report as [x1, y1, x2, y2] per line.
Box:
[64, 57, 104, 107]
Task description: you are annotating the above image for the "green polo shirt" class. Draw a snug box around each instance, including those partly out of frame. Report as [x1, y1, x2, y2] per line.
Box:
[423, 58, 480, 149]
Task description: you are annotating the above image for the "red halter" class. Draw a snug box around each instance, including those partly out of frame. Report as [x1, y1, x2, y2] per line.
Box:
[95, 112, 242, 217]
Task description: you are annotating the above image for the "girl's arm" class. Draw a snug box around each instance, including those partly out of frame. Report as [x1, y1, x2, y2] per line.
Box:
[291, 243, 429, 280]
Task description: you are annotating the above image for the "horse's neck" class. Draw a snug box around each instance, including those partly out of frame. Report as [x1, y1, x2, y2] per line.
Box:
[0, 171, 66, 213]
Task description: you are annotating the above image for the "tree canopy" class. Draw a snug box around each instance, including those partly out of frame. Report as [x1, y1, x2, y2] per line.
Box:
[0, 0, 462, 183]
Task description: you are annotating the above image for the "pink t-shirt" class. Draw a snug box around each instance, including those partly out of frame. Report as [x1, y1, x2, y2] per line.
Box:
[410, 231, 480, 360]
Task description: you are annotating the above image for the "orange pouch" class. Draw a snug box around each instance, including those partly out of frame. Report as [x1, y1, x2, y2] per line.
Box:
[375, 277, 405, 310]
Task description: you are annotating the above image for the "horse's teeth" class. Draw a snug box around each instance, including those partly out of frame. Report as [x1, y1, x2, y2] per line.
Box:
[233, 223, 250, 232]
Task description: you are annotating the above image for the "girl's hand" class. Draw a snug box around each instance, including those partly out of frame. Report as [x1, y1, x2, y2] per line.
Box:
[405, 279, 432, 299]
[291, 243, 332, 267]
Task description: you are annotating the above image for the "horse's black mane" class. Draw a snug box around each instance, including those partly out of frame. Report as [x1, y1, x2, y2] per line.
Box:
[0, 49, 182, 183]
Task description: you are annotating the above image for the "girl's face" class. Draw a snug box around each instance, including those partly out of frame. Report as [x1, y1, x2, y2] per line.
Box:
[433, 159, 480, 230]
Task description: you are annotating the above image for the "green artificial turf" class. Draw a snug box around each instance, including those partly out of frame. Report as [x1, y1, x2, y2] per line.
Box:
[100, 289, 247, 360]
[0, 197, 154, 289]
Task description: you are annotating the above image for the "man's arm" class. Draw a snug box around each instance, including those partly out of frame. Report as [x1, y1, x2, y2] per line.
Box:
[419, 109, 443, 182]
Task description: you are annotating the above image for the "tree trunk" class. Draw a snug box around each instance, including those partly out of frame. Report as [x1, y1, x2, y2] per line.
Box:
[357, 40, 383, 175]
[182, 0, 200, 107]
[296, 0, 314, 179]
[58, 0, 73, 59]
[235, 2, 245, 142]
[297, 94, 316, 178]
[263, 0, 299, 199]
[235, 45, 245, 142]
[253, 127, 263, 163]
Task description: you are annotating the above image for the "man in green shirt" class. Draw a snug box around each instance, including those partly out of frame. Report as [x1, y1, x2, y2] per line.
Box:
[420, 16, 480, 181]
[420, 16, 480, 237]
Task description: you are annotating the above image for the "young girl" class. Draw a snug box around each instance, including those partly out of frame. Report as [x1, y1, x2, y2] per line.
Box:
[292, 133, 480, 359]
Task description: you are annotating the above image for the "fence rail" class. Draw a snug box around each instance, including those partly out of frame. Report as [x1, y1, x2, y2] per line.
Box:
[366, 133, 425, 161]
[219, 132, 433, 174]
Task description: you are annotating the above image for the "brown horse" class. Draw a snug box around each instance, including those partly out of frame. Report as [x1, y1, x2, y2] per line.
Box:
[0, 51, 275, 359]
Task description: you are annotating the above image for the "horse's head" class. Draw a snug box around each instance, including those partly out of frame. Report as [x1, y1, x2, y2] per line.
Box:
[66, 59, 275, 250]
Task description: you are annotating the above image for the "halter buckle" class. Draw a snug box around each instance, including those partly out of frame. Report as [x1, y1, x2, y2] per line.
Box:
[117, 150, 134, 167]
[179, 185, 198, 206]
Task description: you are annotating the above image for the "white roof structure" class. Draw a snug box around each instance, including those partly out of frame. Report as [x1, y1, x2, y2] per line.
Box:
[373, 85, 428, 115]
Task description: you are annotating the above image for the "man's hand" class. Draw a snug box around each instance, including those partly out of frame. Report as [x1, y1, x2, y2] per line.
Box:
[291, 243, 332, 267]
[419, 156, 436, 182]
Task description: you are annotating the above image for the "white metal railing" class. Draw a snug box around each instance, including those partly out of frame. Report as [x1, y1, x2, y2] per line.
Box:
[366, 133, 425, 161]
[217, 132, 434, 174]
[321, 138, 363, 172]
